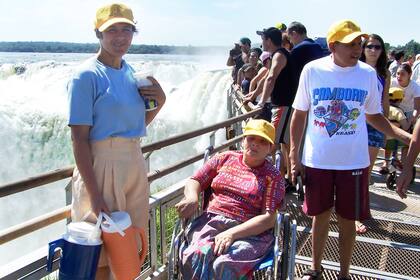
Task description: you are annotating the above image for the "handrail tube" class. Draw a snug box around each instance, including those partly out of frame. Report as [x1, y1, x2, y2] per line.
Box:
[0, 205, 71, 245]
[0, 136, 243, 245]
[0, 110, 260, 199]
[148, 136, 243, 182]
[141, 109, 260, 153]
[0, 167, 74, 198]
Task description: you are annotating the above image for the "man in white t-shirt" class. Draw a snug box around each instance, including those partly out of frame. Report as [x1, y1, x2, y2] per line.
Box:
[289, 20, 411, 280]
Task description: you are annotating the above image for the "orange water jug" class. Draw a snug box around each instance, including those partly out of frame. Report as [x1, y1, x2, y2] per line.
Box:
[101, 212, 147, 280]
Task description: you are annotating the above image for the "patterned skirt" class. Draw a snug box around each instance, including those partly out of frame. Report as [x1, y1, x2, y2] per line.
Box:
[179, 212, 274, 280]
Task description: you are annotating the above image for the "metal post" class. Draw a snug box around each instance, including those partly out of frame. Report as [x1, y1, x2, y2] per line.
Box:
[149, 208, 158, 272]
[227, 86, 233, 119]
[144, 152, 152, 173]
[160, 204, 167, 265]
[209, 132, 215, 148]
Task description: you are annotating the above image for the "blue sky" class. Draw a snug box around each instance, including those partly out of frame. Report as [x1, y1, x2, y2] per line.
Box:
[0, 0, 418, 47]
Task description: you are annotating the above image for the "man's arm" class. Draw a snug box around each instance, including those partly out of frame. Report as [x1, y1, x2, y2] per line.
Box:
[366, 113, 411, 145]
[289, 109, 308, 184]
[236, 68, 244, 85]
[249, 68, 268, 93]
[413, 96, 420, 120]
[257, 52, 286, 106]
[227, 56, 235, 67]
[382, 71, 391, 117]
[396, 120, 420, 198]
[245, 71, 268, 102]
[404, 120, 420, 167]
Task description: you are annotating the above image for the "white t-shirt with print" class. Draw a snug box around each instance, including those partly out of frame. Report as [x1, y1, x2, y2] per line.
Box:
[390, 78, 420, 113]
[292, 56, 382, 170]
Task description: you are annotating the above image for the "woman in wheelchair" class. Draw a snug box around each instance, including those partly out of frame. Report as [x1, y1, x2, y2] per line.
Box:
[175, 119, 285, 279]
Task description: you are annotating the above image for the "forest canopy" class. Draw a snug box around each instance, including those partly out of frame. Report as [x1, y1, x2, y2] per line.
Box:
[0, 41, 224, 55]
[0, 40, 418, 57]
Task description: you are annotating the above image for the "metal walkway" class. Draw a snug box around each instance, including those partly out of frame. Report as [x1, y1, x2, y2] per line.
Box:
[287, 172, 420, 280]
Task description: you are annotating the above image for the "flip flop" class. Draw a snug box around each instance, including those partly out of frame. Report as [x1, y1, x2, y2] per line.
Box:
[302, 266, 324, 280]
[356, 223, 367, 234]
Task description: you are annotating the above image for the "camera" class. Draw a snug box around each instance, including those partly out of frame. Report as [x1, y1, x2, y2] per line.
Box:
[229, 43, 241, 57]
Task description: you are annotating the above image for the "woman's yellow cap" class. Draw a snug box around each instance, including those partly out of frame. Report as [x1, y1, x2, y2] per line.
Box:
[243, 119, 275, 144]
[95, 3, 135, 32]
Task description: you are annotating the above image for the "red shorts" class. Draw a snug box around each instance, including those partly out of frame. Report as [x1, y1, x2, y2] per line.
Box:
[303, 166, 371, 221]
[271, 106, 292, 144]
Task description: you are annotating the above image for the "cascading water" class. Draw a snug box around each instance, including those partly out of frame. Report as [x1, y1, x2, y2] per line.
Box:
[0, 53, 232, 266]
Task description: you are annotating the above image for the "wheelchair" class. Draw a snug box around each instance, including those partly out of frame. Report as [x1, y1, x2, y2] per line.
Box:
[382, 140, 416, 190]
[167, 147, 298, 280]
[167, 212, 297, 280]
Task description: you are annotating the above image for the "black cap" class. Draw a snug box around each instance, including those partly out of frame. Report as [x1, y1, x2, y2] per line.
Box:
[256, 27, 282, 44]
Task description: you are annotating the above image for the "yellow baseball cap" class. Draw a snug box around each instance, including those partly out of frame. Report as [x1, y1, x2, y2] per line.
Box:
[95, 3, 136, 32]
[243, 119, 275, 144]
[389, 87, 404, 100]
[327, 20, 368, 44]
[275, 22, 287, 32]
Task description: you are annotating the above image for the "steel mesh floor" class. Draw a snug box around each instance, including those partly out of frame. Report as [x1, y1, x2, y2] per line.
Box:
[287, 203, 420, 247]
[287, 202, 420, 279]
[295, 264, 379, 280]
[295, 232, 420, 279]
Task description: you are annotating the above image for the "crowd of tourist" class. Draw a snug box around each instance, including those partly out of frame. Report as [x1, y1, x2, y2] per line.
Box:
[224, 20, 419, 280]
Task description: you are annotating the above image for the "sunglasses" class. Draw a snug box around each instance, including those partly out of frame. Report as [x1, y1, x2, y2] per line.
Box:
[365, 44, 382, 50]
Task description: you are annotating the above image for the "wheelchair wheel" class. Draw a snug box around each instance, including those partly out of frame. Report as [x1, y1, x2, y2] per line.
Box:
[167, 220, 184, 280]
[280, 214, 290, 280]
[386, 172, 396, 190]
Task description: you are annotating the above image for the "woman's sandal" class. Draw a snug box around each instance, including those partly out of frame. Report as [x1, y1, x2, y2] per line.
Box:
[302, 265, 324, 279]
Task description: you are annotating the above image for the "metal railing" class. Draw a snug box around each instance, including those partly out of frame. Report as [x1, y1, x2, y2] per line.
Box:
[0, 87, 260, 279]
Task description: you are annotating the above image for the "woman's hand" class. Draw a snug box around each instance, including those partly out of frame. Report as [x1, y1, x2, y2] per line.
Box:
[90, 194, 111, 216]
[214, 230, 234, 256]
[139, 76, 166, 107]
[175, 196, 198, 219]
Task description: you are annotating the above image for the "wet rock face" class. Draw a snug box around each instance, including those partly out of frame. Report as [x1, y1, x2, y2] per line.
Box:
[14, 65, 26, 75]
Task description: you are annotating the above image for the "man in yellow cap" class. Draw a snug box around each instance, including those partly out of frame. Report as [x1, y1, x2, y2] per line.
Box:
[289, 20, 411, 280]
